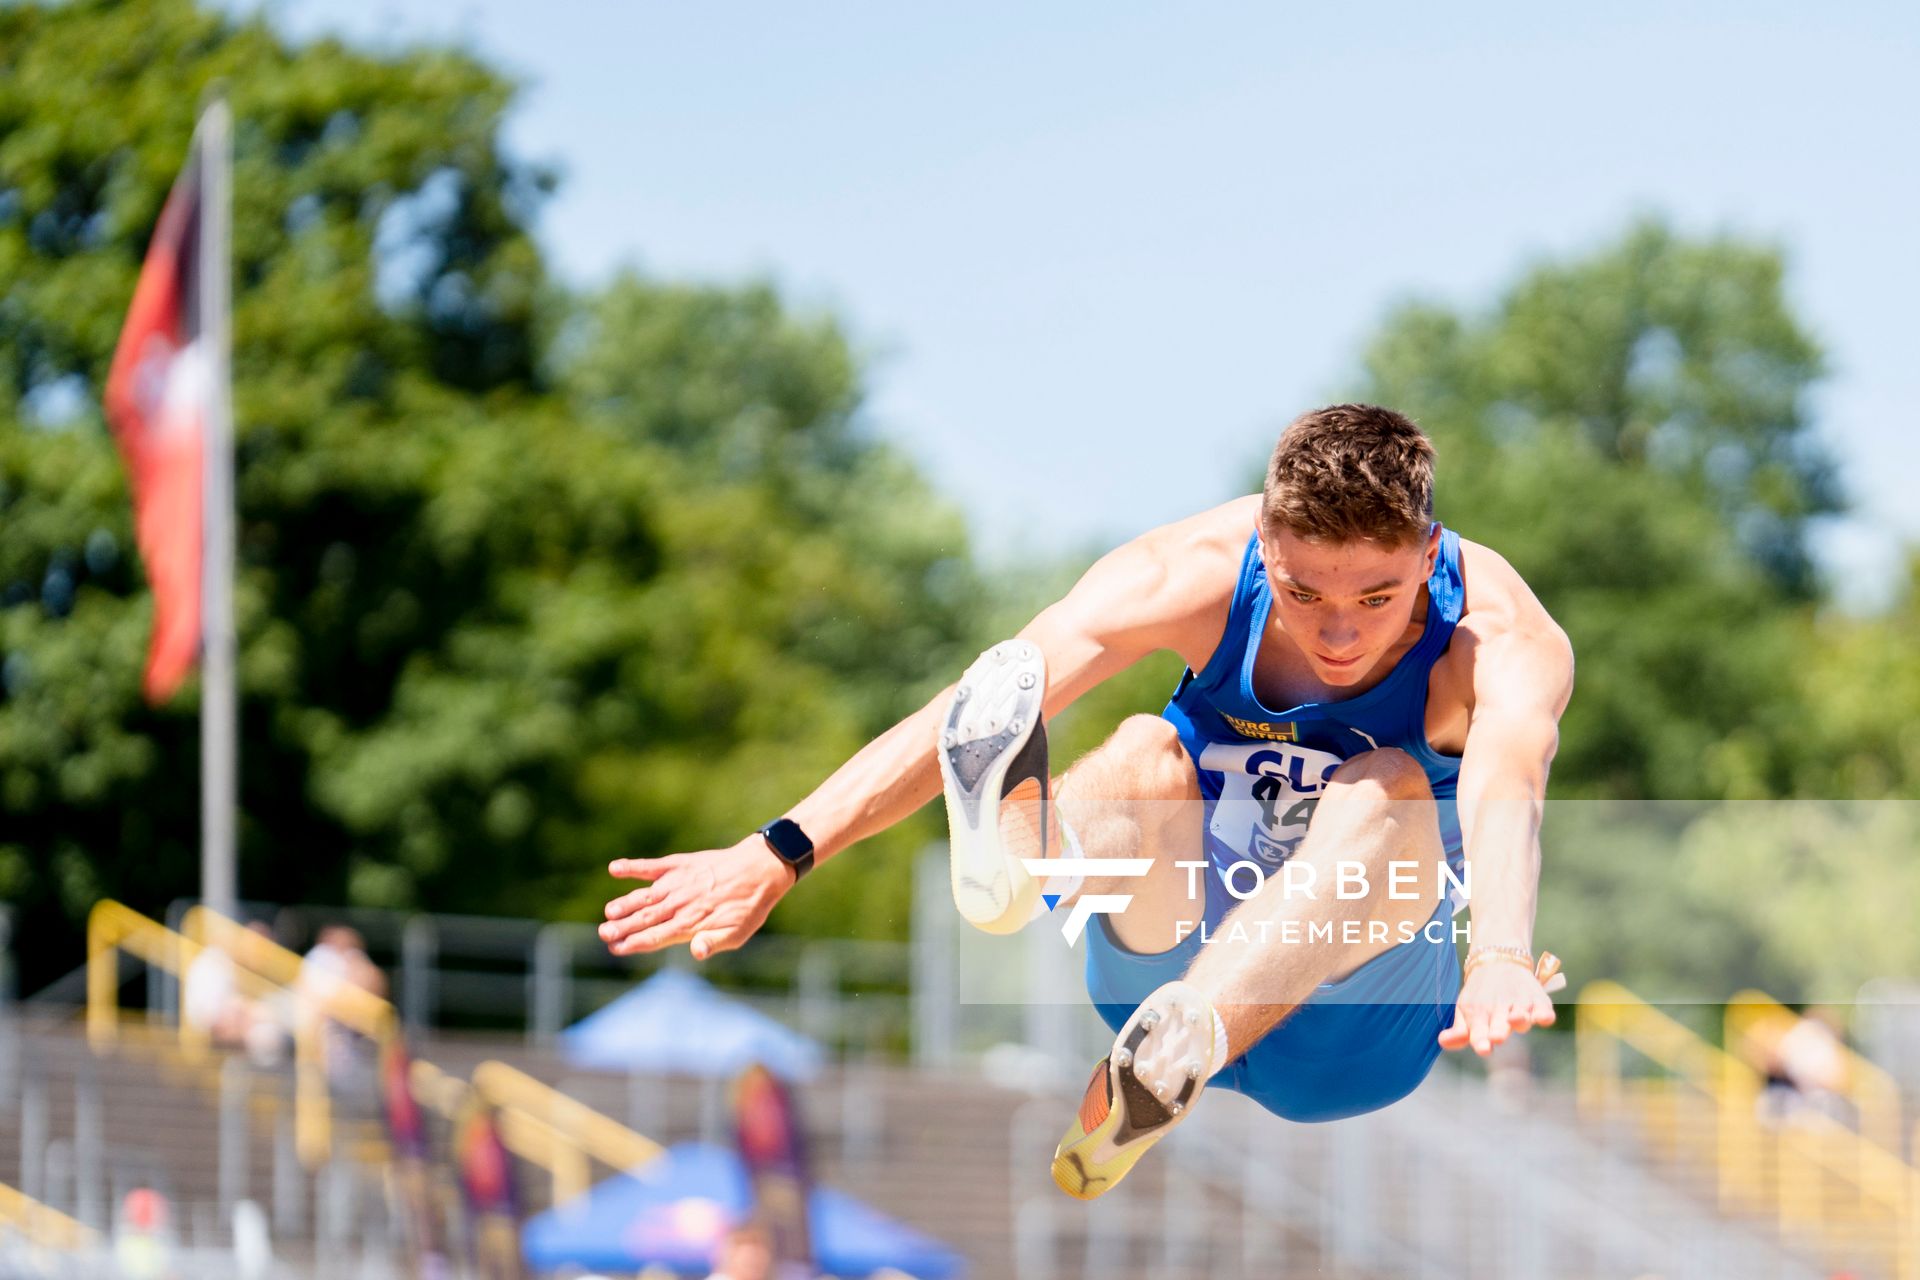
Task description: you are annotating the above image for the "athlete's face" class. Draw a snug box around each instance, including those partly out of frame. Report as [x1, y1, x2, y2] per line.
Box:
[1256, 525, 1439, 686]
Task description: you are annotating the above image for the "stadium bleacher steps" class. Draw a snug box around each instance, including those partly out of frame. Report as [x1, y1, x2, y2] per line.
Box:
[3, 1013, 1824, 1279]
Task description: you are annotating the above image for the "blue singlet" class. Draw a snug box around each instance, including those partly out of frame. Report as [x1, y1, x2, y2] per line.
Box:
[1082, 527, 1467, 1123]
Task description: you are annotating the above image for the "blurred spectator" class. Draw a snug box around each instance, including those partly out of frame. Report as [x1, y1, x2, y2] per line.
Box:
[297, 925, 387, 1100]
[1754, 1005, 1852, 1127]
[182, 920, 289, 1067]
[298, 924, 387, 1007]
[112, 1187, 174, 1279]
[231, 1198, 273, 1280]
[705, 1221, 773, 1280]
[182, 930, 238, 1035]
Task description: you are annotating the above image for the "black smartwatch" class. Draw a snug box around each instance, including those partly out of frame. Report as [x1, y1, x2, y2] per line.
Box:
[757, 817, 815, 882]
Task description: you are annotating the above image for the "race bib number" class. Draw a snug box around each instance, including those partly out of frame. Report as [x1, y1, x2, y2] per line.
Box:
[1199, 740, 1346, 867]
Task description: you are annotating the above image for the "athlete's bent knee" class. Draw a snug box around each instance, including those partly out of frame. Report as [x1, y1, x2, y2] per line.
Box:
[1109, 713, 1182, 754]
[1104, 714, 1197, 799]
[1328, 747, 1432, 802]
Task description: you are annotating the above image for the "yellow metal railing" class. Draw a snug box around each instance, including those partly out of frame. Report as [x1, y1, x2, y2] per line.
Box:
[473, 1060, 663, 1203]
[87, 900, 663, 1205]
[1725, 989, 1905, 1155]
[0, 1181, 99, 1251]
[1578, 980, 1920, 1279]
[86, 899, 192, 1050]
[91, 900, 398, 1167]
[404, 1056, 662, 1204]
[179, 906, 397, 1165]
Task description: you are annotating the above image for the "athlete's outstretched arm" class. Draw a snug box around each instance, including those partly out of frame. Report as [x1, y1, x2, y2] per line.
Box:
[598, 503, 1244, 960]
[1439, 563, 1574, 1056]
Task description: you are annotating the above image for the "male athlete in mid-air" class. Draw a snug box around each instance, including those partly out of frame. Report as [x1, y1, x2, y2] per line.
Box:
[600, 404, 1574, 1198]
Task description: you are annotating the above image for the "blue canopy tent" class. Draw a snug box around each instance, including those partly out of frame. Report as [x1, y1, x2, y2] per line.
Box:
[560, 967, 825, 1081]
[520, 1142, 965, 1279]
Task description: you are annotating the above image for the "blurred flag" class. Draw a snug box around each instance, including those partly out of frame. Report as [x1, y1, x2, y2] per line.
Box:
[457, 1099, 524, 1280]
[733, 1062, 817, 1279]
[381, 1037, 453, 1275]
[103, 124, 222, 703]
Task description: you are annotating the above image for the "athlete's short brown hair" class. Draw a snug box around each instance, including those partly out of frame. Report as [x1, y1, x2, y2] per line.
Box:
[1260, 403, 1435, 547]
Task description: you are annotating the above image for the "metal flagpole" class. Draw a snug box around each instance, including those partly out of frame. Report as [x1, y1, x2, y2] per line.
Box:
[199, 97, 237, 920]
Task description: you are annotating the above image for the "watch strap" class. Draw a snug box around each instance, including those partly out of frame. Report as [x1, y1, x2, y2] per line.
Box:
[757, 817, 815, 881]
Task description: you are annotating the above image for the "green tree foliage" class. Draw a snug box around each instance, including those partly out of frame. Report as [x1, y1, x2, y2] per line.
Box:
[1354, 221, 1834, 801]
[533, 277, 985, 937]
[1345, 222, 1919, 998]
[1785, 553, 1920, 798]
[0, 0, 982, 987]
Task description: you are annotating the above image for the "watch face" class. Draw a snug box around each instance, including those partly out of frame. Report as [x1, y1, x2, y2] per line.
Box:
[763, 819, 811, 861]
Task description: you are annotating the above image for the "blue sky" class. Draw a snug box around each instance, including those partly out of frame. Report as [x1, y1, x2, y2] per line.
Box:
[245, 1, 1917, 604]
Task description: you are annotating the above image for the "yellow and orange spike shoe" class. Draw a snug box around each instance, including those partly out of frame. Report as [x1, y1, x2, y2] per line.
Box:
[937, 641, 1050, 934]
[1052, 980, 1222, 1200]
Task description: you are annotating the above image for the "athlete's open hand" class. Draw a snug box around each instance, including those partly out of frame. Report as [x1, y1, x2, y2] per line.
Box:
[1438, 959, 1558, 1056]
[600, 836, 793, 961]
